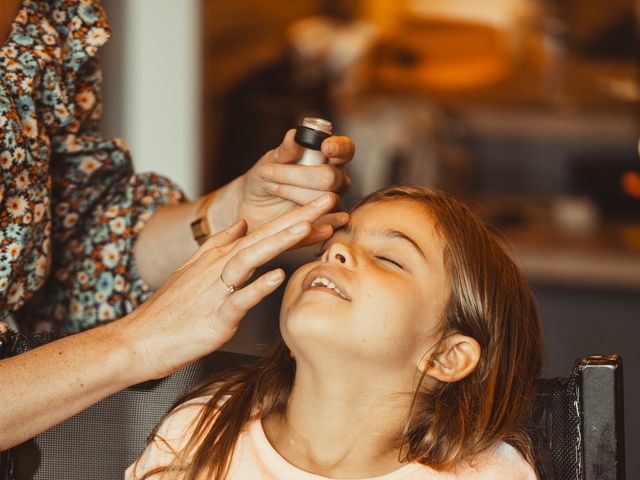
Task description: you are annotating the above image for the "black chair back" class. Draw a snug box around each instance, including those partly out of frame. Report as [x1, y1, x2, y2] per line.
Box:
[532, 355, 625, 480]
[0, 329, 257, 479]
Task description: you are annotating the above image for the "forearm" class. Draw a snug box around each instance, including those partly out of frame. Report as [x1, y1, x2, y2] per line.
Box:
[134, 177, 243, 289]
[0, 321, 139, 450]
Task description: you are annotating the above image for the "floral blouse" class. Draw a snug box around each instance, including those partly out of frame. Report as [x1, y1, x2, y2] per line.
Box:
[0, 0, 185, 333]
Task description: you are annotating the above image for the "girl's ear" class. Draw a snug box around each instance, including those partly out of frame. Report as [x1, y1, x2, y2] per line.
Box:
[417, 334, 481, 383]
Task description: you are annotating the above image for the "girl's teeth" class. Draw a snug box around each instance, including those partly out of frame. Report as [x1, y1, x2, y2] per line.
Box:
[309, 277, 348, 300]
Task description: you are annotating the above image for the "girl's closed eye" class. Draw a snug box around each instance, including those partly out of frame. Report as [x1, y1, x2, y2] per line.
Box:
[375, 255, 404, 269]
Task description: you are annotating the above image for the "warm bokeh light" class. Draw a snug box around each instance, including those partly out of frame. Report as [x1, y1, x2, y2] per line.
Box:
[621, 170, 640, 199]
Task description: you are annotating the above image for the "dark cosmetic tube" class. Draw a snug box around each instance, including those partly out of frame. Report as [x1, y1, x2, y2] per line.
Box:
[295, 117, 333, 165]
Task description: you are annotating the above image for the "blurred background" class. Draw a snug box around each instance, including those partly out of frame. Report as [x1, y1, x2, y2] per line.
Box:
[100, 0, 639, 476]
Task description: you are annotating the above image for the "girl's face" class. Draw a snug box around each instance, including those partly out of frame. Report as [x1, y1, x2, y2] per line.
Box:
[280, 199, 450, 373]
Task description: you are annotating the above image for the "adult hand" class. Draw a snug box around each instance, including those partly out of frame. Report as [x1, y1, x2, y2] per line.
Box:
[124, 193, 340, 380]
[210, 129, 354, 246]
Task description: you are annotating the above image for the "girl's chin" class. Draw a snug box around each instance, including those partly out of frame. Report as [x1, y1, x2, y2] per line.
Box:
[281, 312, 340, 346]
[284, 296, 342, 319]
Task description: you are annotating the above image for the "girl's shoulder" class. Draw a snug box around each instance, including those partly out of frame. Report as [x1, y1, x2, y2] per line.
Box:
[125, 396, 216, 480]
[425, 442, 538, 480]
[395, 443, 536, 480]
[475, 442, 537, 479]
[144, 393, 231, 448]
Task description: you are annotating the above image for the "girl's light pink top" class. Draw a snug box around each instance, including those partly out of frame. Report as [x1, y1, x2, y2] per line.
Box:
[125, 397, 537, 479]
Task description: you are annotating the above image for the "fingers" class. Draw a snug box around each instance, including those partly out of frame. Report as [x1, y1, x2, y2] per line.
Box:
[220, 221, 312, 289]
[262, 184, 326, 207]
[316, 212, 350, 230]
[258, 163, 346, 193]
[236, 193, 337, 250]
[260, 130, 355, 168]
[322, 135, 355, 166]
[202, 219, 248, 250]
[215, 269, 285, 332]
[260, 178, 353, 212]
[295, 223, 334, 248]
[338, 170, 352, 194]
[177, 219, 247, 271]
[290, 212, 349, 249]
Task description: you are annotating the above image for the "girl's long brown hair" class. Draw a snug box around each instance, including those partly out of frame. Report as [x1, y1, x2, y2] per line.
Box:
[139, 186, 543, 479]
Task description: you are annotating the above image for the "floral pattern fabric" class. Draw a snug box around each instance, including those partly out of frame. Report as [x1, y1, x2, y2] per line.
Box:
[0, 0, 186, 333]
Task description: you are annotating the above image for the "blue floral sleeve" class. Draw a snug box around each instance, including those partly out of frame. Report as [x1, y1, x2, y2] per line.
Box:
[1, 0, 186, 333]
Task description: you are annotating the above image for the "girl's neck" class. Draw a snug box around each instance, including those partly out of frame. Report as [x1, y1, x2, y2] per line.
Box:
[262, 361, 416, 477]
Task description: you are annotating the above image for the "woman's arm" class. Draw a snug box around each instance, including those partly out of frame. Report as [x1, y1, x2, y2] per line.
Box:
[0, 194, 339, 450]
[134, 130, 354, 289]
[0, 320, 136, 450]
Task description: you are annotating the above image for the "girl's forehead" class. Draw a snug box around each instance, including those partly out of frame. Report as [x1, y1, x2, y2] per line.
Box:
[340, 200, 444, 256]
[351, 199, 435, 230]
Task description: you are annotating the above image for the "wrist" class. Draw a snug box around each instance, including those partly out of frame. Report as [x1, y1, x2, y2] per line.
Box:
[205, 176, 244, 234]
[110, 306, 168, 384]
[190, 191, 218, 246]
[79, 319, 146, 389]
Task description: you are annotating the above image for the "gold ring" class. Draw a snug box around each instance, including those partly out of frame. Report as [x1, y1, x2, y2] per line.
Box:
[220, 275, 236, 294]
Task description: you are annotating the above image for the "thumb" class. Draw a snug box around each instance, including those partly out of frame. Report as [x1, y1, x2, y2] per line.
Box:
[259, 129, 303, 165]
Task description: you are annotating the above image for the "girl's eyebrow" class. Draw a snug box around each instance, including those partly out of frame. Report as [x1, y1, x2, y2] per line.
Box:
[380, 228, 427, 261]
[327, 223, 427, 261]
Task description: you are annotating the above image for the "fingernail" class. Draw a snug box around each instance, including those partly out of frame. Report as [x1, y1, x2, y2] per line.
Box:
[313, 194, 332, 208]
[324, 141, 338, 157]
[267, 270, 284, 285]
[231, 218, 247, 231]
[290, 222, 308, 235]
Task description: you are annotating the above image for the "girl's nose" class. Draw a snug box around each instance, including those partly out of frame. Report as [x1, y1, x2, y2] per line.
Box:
[323, 242, 353, 266]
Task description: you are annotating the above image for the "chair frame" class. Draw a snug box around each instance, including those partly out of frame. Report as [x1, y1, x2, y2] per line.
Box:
[533, 354, 625, 480]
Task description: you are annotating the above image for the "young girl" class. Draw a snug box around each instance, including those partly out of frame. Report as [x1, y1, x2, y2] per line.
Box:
[126, 186, 543, 479]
